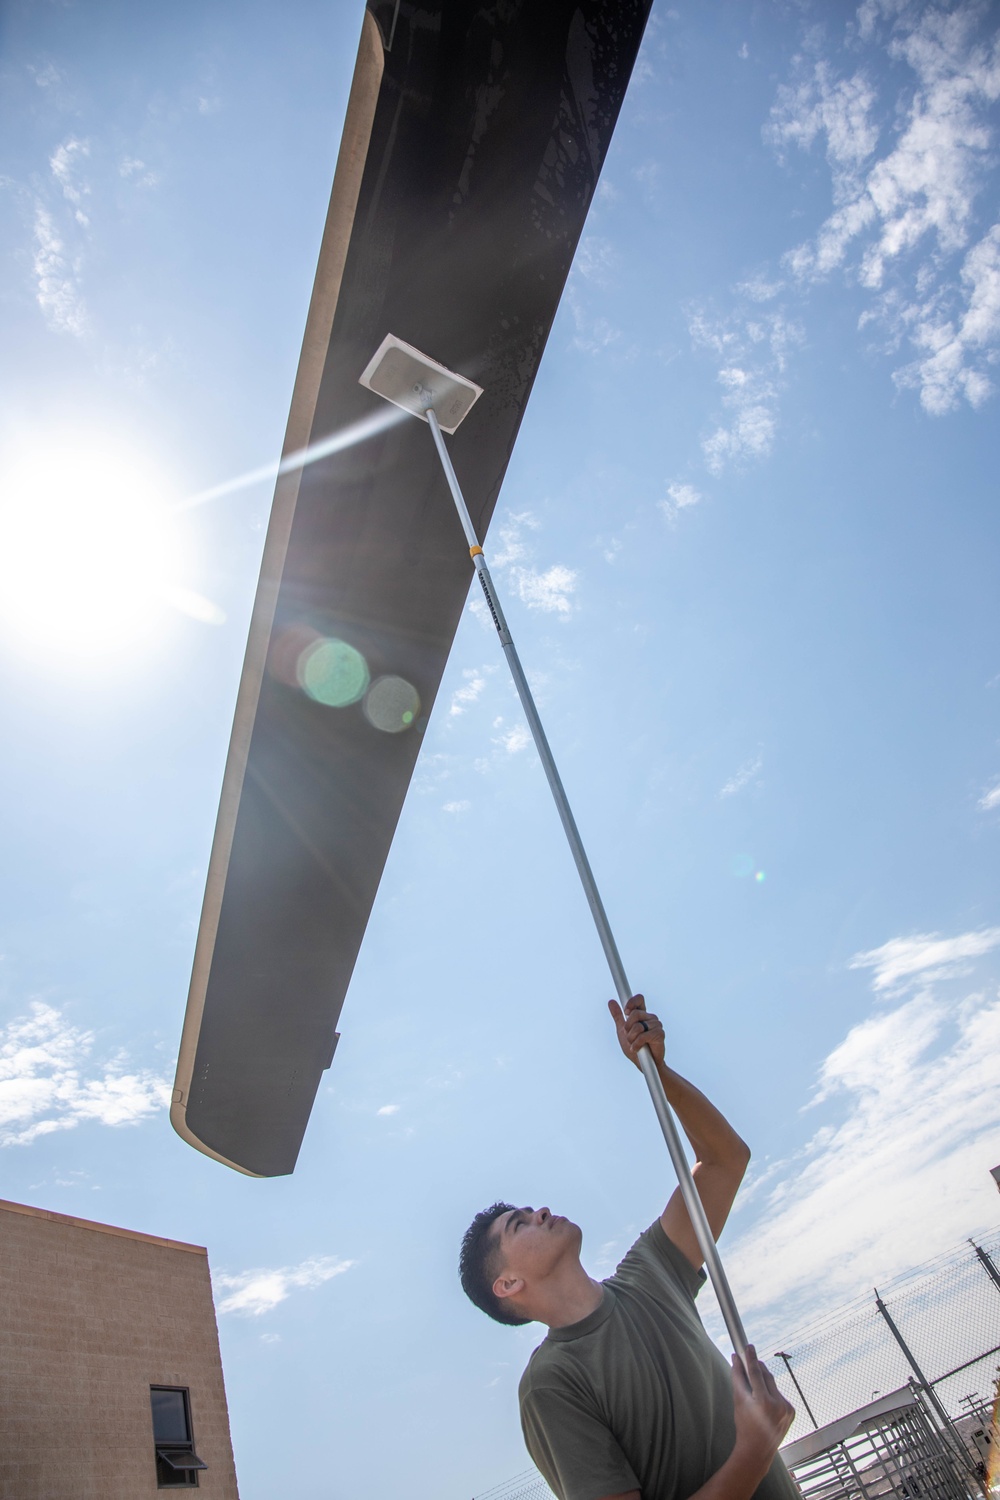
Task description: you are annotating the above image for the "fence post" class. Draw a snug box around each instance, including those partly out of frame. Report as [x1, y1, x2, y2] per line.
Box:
[775, 1351, 818, 1428]
[970, 1240, 1000, 1297]
[874, 1290, 972, 1466]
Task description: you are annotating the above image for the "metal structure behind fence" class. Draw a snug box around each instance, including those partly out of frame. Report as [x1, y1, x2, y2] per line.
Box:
[782, 1387, 972, 1500]
[770, 1230, 1000, 1447]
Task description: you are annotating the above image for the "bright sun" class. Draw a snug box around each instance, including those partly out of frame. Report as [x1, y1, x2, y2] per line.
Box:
[0, 434, 200, 659]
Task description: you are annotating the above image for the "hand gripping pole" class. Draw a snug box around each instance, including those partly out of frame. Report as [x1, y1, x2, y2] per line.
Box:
[426, 407, 749, 1360]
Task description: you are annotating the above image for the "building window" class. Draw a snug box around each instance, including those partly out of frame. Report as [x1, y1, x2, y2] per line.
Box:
[150, 1386, 208, 1489]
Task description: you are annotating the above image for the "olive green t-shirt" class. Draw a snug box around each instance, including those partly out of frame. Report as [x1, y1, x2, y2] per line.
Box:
[518, 1222, 798, 1500]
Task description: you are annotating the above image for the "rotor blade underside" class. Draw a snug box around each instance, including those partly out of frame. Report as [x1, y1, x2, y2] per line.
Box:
[172, 0, 653, 1177]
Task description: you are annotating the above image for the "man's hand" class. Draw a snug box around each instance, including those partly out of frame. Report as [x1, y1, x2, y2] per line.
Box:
[729, 1346, 795, 1481]
[608, 994, 664, 1069]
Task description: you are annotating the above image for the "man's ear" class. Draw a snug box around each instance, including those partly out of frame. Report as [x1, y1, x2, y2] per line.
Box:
[493, 1272, 525, 1303]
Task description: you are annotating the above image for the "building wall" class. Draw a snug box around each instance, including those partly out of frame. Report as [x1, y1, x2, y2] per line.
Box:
[0, 1198, 239, 1499]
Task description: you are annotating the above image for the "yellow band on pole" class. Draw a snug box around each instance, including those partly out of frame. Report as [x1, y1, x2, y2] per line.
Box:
[469, 545, 483, 557]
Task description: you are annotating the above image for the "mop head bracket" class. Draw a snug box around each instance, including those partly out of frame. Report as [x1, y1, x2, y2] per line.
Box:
[359, 334, 483, 433]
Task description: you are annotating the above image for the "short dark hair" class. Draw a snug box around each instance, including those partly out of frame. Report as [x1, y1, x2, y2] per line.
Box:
[459, 1201, 530, 1327]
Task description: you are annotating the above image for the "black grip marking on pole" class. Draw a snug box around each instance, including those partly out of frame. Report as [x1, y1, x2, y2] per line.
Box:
[477, 570, 510, 644]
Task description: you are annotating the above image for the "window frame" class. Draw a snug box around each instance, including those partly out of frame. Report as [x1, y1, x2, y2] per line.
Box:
[150, 1385, 207, 1490]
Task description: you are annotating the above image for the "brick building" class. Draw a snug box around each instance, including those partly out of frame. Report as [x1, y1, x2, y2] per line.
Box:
[0, 1197, 239, 1498]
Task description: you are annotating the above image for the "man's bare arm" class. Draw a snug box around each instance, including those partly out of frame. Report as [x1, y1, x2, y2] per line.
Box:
[609, 995, 751, 1270]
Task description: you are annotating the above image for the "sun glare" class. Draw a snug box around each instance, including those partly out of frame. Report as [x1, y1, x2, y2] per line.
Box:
[0, 436, 187, 659]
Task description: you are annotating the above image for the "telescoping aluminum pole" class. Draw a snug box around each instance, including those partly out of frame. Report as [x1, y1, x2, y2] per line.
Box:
[358, 336, 749, 1360]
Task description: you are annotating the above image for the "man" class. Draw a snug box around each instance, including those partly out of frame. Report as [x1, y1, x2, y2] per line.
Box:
[459, 995, 797, 1500]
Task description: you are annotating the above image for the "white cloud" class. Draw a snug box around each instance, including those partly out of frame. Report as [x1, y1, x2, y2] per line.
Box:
[689, 306, 802, 473]
[724, 931, 1000, 1339]
[215, 1255, 355, 1317]
[513, 564, 577, 614]
[495, 723, 531, 755]
[849, 926, 1000, 992]
[0, 1002, 169, 1146]
[376, 1103, 400, 1116]
[566, 280, 623, 355]
[49, 137, 90, 225]
[660, 482, 703, 522]
[443, 800, 471, 814]
[979, 778, 1000, 812]
[485, 514, 576, 613]
[718, 753, 763, 800]
[574, 235, 617, 286]
[29, 63, 62, 89]
[490, 512, 538, 568]
[119, 156, 160, 189]
[894, 222, 1000, 412]
[738, 275, 783, 303]
[768, 3, 1000, 413]
[768, 65, 879, 175]
[32, 207, 87, 337]
[449, 668, 489, 717]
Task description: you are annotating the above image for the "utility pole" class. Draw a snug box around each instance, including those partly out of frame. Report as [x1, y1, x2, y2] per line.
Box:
[775, 1351, 818, 1428]
[874, 1289, 970, 1465]
[970, 1239, 1000, 1296]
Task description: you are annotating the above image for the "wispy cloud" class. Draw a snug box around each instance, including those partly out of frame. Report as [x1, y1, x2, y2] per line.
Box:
[119, 156, 159, 189]
[768, 2, 1000, 414]
[725, 928, 1000, 1333]
[566, 235, 627, 354]
[494, 722, 531, 755]
[849, 926, 1000, 992]
[33, 206, 88, 337]
[0, 1002, 169, 1146]
[718, 752, 763, 800]
[979, 778, 1000, 812]
[215, 1255, 355, 1317]
[376, 1103, 400, 1116]
[660, 482, 703, 523]
[513, 564, 576, 614]
[449, 668, 490, 717]
[893, 223, 1000, 413]
[49, 137, 90, 224]
[29, 135, 96, 336]
[689, 305, 802, 473]
[443, 800, 471, 814]
[487, 513, 578, 615]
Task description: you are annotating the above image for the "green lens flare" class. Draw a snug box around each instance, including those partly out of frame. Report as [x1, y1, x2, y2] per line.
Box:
[297, 638, 370, 707]
[364, 675, 420, 733]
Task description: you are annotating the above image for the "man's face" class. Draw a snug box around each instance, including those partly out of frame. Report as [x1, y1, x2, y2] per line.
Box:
[490, 1206, 582, 1296]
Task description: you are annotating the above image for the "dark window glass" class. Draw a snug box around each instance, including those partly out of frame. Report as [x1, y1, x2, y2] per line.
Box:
[151, 1388, 191, 1444]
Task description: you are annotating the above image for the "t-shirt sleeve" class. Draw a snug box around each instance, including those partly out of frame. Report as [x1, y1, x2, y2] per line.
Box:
[639, 1219, 708, 1300]
[520, 1382, 640, 1500]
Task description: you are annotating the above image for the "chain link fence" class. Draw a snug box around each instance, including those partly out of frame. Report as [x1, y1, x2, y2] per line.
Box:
[771, 1229, 1000, 1446]
[473, 1469, 551, 1500]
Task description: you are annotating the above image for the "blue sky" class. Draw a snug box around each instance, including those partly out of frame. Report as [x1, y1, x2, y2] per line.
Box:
[1, 1, 999, 1495]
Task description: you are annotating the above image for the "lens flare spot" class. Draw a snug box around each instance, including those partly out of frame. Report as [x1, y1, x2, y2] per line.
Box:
[297, 638, 369, 707]
[755, 870, 766, 884]
[364, 675, 420, 734]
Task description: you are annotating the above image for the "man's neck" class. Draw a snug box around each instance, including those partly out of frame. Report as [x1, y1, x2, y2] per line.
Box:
[532, 1263, 604, 1331]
